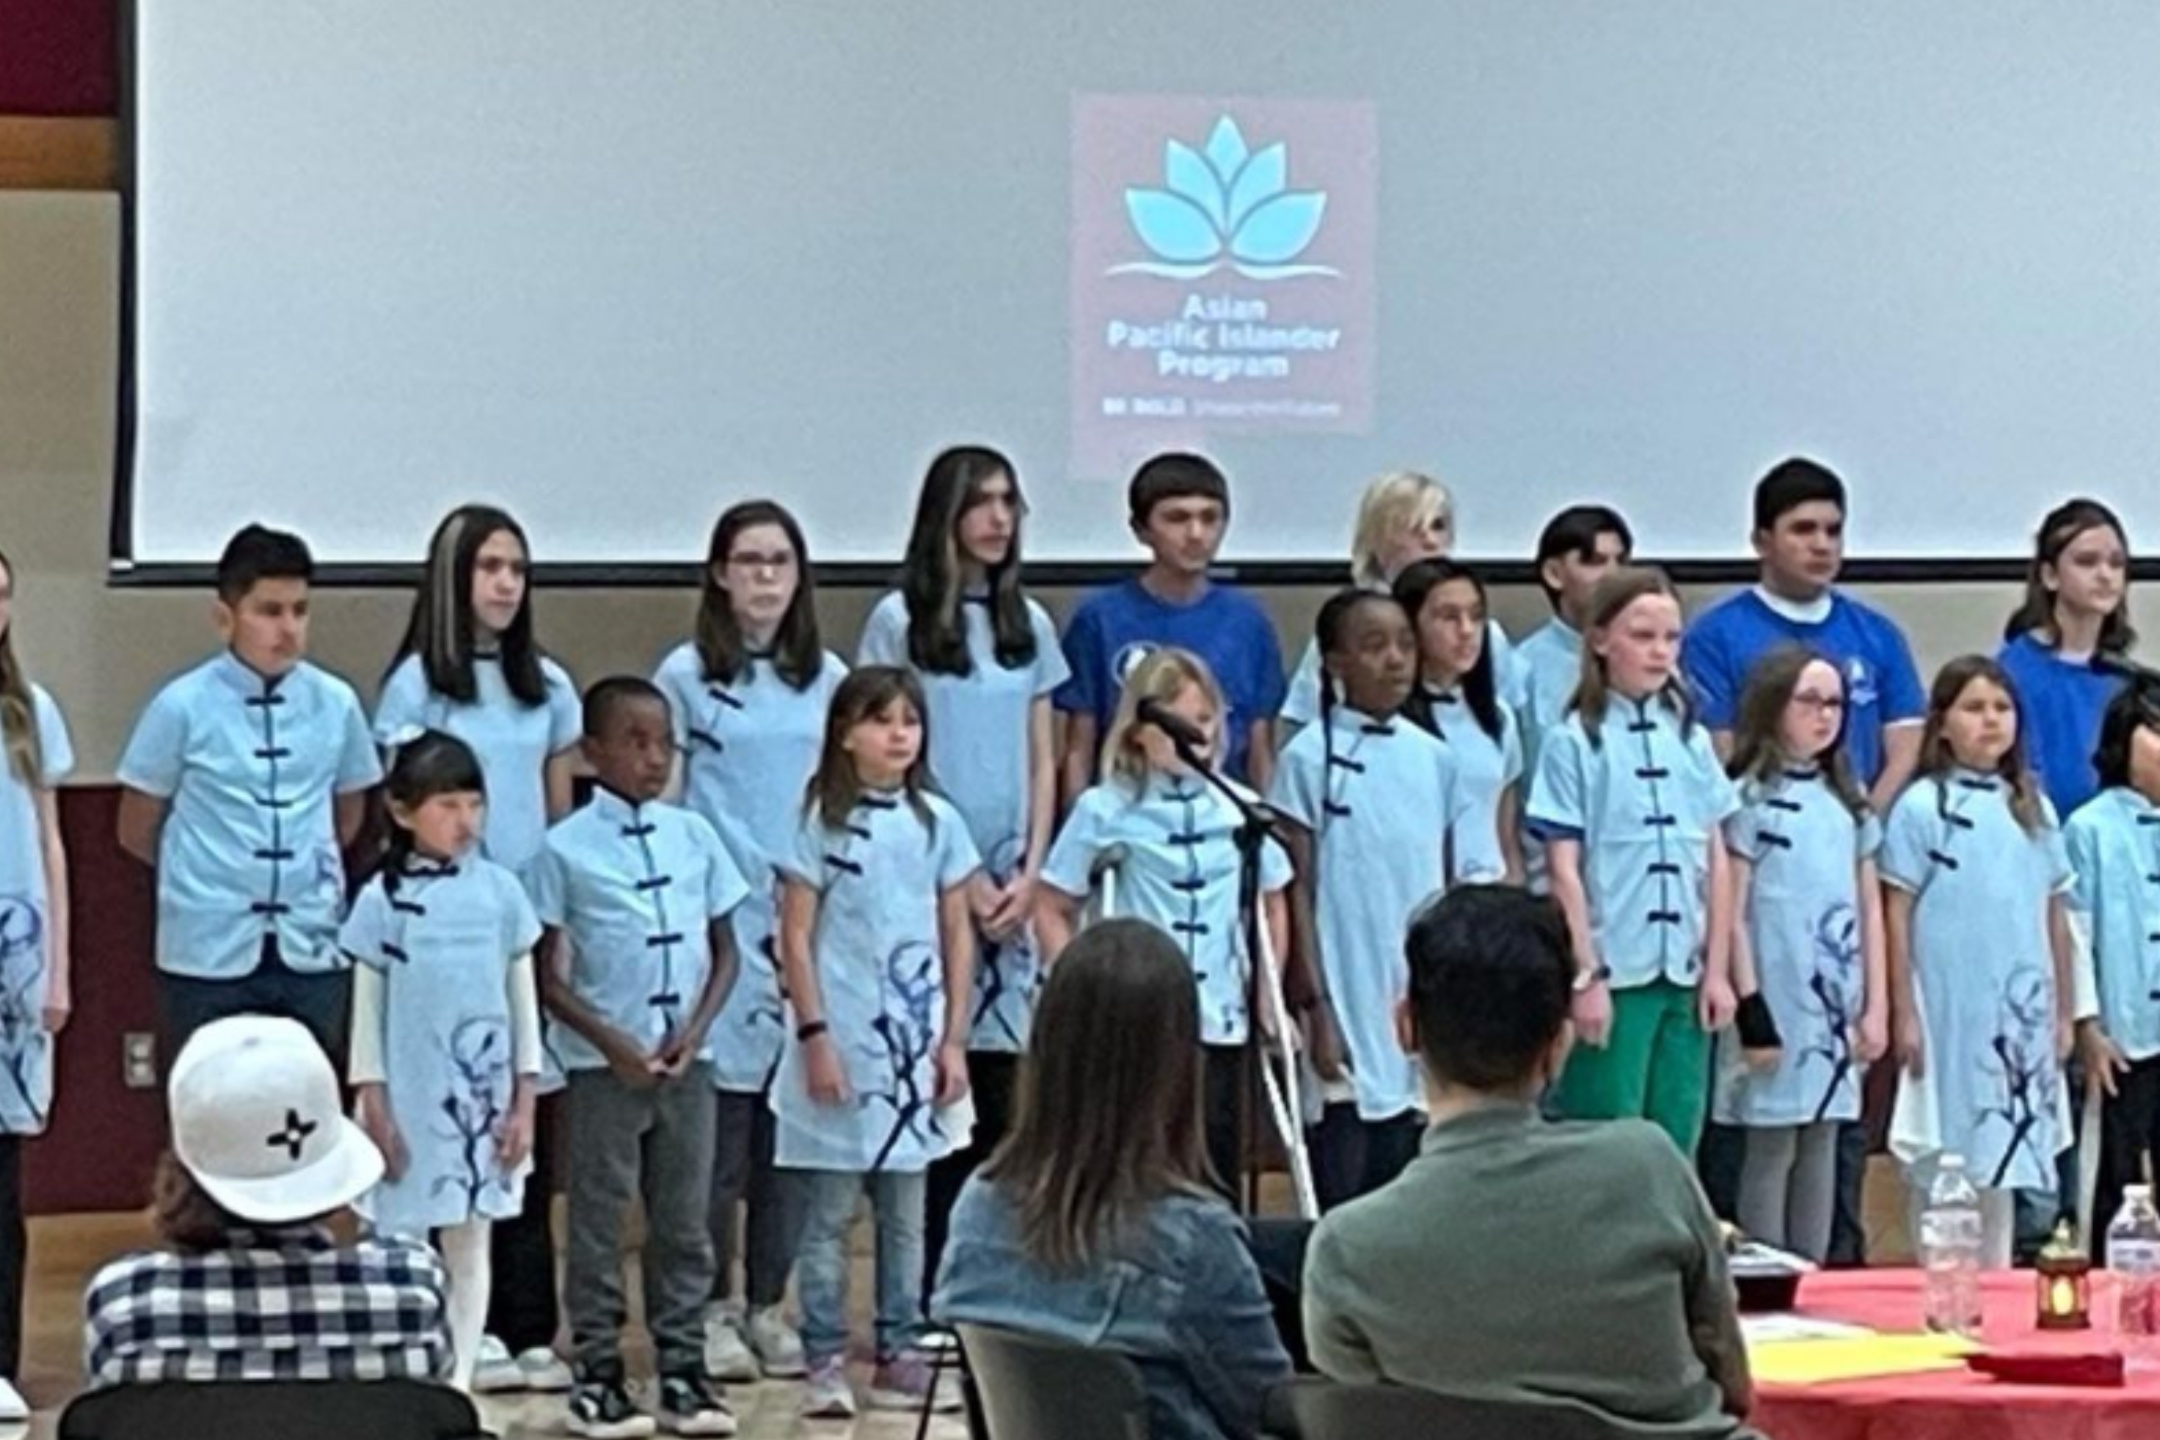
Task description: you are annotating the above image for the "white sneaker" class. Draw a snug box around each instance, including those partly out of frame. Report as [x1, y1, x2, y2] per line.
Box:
[0, 1378, 27, 1423]
[800, 1356, 857, 1420]
[517, 1344, 575, 1392]
[471, 1334, 525, 1394]
[702, 1304, 759, 1383]
[744, 1304, 807, 1378]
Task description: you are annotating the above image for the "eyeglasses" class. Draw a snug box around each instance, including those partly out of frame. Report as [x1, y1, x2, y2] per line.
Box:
[726, 551, 797, 573]
[1790, 692, 1846, 714]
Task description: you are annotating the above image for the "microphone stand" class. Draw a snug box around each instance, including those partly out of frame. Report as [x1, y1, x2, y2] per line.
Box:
[1162, 725, 1276, 1216]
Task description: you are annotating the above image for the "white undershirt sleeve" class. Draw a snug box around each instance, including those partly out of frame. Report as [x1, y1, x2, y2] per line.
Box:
[348, 963, 388, 1085]
[508, 951, 543, 1077]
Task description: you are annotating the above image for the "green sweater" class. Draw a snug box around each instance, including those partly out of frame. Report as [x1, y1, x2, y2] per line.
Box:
[1304, 1103, 1754, 1439]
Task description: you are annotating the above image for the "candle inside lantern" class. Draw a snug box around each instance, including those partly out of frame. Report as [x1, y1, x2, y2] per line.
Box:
[2036, 1220, 2093, 1331]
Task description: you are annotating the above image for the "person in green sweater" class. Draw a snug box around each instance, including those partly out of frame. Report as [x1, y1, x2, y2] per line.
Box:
[1303, 885, 1757, 1439]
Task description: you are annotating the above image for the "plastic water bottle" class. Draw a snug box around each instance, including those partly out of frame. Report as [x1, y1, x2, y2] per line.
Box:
[1919, 1154, 1984, 1338]
[2107, 1184, 2160, 1371]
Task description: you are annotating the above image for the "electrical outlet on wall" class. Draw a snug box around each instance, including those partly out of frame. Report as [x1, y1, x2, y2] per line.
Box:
[123, 1033, 158, 1090]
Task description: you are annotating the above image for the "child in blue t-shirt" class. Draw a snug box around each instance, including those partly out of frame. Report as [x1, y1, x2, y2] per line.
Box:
[1998, 498, 2132, 819]
[115, 526, 383, 1060]
[1054, 452, 1285, 799]
[1683, 459, 1925, 801]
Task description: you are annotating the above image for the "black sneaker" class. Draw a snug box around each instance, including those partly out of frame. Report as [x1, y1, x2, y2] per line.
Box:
[566, 1368, 657, 1440]
[657, 1371, 738, 1437]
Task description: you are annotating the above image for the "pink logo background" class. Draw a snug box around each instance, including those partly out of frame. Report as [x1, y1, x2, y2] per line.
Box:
[1070, 94, 1377, 478]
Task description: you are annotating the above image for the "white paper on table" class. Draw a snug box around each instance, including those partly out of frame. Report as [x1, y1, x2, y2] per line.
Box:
[1741, 1314, 1876, 1345]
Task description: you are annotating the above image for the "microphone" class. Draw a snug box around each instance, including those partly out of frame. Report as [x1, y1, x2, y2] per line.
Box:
[1136, 696, 1209, 750]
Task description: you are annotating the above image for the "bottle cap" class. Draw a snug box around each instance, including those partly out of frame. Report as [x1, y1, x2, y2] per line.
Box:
[1940, 1153, 1966, 1171]
[2128, 1184, 2153, 1200]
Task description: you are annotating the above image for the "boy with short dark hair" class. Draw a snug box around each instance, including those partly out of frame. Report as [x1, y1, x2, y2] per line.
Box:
[1054, 452, 1286, 802]
[1515, 504, 1635, 771]
[535, 676, 747, 1438]
[115, 525, 382, 1058]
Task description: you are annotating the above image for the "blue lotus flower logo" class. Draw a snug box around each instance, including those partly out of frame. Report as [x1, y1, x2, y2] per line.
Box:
[1113, 116, 1336, 281]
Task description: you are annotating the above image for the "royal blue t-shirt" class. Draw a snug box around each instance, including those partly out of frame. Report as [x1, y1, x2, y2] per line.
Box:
[1054, 577, 1287, 782]
[1682, 587, 1925, 787]
[1997, 630, 2123, 818]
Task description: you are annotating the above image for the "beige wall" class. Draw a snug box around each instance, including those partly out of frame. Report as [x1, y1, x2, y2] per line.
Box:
[5, 194, 2148, 778]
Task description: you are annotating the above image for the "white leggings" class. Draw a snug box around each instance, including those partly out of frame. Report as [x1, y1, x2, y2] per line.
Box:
[437, 1219, 494, 1391]
[1902, 1168, 2016, 1269]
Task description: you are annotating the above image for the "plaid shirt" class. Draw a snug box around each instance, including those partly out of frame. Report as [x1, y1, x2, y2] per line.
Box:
[84, 1225, 453, 1387]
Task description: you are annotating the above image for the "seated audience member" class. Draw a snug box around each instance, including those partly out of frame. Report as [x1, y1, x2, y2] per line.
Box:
[85, 1015, 452, 1387]
[933, 918, 1292, 1440]
[1303, 887, 1754, 1438]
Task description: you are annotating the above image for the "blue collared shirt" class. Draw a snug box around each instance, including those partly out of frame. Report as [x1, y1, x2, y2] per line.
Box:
[531, 787, 749, 1070]
[1527, 695, 1739, 990]
[373, 654, 581, 876]
[1043, 772, 1292, 1046]
[2065, 786, 2160, 1061]
[117, 652, 383, 980]
[1270, 707, 1463, 1121]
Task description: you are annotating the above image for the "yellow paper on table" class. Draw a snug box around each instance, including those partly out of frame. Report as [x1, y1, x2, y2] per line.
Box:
[1749, 1332, 1978, 1386]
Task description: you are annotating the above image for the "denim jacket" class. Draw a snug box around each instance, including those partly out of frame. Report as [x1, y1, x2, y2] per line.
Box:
[932, 1178, 1293, 1440]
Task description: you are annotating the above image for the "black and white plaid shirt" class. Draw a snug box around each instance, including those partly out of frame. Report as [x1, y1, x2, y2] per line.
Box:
[84, 1225, 453, 1387]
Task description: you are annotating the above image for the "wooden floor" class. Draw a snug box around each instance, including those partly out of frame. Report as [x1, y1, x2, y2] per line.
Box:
[6, 1160, 1919, 1436]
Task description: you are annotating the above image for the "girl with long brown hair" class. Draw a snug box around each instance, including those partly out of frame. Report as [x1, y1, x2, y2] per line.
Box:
[772, 666, 981, 1418]
[1881, 655, 2075, 1266]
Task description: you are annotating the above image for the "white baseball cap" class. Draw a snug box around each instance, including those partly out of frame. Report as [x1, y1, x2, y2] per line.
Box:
[168, 1015, 384, 1225]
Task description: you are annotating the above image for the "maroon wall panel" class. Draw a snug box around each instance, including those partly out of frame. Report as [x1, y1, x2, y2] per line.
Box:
[24, 789, 165, 1217]
[0, 0, 119, 118]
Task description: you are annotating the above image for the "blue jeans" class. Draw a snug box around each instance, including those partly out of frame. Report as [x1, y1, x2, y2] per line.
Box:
[791, 1168, 927, 1364]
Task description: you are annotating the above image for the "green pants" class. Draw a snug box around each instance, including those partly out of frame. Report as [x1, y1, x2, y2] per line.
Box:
[1552, 980, 1708, 1155]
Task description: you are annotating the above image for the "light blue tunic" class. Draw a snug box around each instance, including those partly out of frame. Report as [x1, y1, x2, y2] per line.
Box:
[0, 685, 71, 1134]
[341, 856, 541, 1235]
[373, 654, 581, 876]
[1041, 774, 1293, 1045]
[653, 643, 847, 1091]
[530, 788, 749, 1072]
[858, 591, 1067, 1055]
[1281, 621, 1523, 729]
[116, 652, 384, 979]
[2064, 787, 2160, 1062]
[1408, 685, 1522, 884]
[1712, 771, 1880, 1127]
[1881, 773, 2070, 1191]
[772, 791, 980, 1173]
[1526, 696, 1738, 990]
[1512, 619, 1585, 895]
[1270, 707, 1462, 1121]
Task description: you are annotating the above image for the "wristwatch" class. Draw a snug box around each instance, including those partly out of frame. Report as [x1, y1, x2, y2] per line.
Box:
[1572, 963, 1613, 994]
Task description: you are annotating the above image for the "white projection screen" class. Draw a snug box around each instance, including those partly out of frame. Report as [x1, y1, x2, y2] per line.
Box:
[121, 2, 2160, 574]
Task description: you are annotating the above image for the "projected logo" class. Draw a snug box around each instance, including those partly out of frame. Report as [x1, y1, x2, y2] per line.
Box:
[1115, 117, 1336, 280]
[1071, 96, 1376, 477]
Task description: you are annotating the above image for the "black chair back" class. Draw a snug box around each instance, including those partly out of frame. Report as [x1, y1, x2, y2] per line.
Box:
[1264, 1378, 1696, 1440]
[60, 1378, 487, 1440]
[955, 1322, 1151, 1440]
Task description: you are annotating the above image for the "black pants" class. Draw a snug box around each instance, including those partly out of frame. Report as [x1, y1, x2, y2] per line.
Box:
[487, 1095, 561, 1353]
[2095, 1055, 2160, 1259]
[0, 1137, 20, 1379]
[925, 1052, 1022, 1305]
[1308, 1103, 1422, 1212]
[1203, 1045, 1247, 1200]
[1826, 1120, 1870, 1267]
[1697, 1120, 1744, 1221]
[159, 935, 350, 1067]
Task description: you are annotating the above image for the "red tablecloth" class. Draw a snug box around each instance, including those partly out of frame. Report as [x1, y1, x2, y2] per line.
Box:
[1754, 1270, 2160, 1440]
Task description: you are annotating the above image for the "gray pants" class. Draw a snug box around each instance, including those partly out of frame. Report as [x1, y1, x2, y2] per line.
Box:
[565, 1066, 718, 1378]
[709, 1086, 803, 1310]
[1736, 1122, 1839, 1263]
